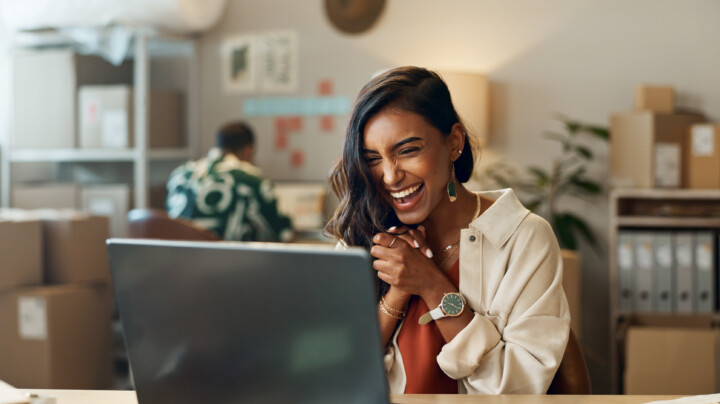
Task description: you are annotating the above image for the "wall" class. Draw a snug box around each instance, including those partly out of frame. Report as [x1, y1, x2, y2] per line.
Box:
[198, 0, 720, 392]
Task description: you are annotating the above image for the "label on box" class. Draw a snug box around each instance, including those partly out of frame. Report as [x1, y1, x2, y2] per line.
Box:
[102, 110, 129, 148]
[692, 125, 715, 157]
[88, 197, 115, 216]
[18, 296, 47, 340]
[697, 242, 713, 271]
[654, 143, 680, 187]
[82, 96, 102, 127]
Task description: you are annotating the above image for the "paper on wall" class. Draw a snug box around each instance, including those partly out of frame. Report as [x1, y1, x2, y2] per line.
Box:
[259, 31, 298, 93]
[222, 34, 256, 94]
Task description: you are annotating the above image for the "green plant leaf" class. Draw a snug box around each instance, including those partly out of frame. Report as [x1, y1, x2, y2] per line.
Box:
[570, 178, 602, 194]
[586, 125, 610, 140]
[563, 212, 599, 253]
[528, 166, 549, 183]
[574, 146, 593, 160]
[553, 214, 577, 250]
[543, 131, 569, 145]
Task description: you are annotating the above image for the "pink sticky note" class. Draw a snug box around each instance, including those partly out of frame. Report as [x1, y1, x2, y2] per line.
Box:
[291, 149, 305, 167]
[275, 131, 288, 150]
[289, 116, 303, 132]
[320, 116, 334, 132]
[318, 80, 333, 96]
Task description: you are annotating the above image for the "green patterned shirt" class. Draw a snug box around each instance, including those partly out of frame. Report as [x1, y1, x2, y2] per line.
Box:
[166, 149, 293, 241]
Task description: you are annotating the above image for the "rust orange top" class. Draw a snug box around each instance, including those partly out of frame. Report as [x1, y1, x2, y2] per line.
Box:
[397, 259, 460, 394]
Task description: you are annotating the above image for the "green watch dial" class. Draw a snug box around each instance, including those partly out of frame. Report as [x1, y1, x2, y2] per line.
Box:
[441, 293, 465, 316]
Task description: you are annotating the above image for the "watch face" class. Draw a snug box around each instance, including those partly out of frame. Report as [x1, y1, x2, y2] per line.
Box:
[441, 293, 464, 316]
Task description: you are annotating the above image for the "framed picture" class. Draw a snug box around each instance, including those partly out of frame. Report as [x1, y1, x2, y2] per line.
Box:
[221, 34, 256, 93]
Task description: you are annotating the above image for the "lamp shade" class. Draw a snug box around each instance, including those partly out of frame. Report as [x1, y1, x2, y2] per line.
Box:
[438, 71, 489, 146]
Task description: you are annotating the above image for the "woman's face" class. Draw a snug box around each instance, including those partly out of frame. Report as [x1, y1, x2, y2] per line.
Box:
[363, 108, 458, 225]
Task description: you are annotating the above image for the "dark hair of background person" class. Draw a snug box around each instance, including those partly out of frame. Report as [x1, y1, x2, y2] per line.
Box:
[216, 121, 255, 152]
[324, 66, 476, 298]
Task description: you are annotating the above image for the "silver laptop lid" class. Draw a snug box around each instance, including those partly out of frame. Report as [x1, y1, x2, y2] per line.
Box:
[107, 239, 389, 404]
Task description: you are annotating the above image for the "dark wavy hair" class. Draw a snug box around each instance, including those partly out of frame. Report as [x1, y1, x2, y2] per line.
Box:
[324, 66, 476, 297]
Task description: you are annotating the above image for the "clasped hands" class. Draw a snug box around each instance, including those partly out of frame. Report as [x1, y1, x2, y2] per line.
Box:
[370, 225, 446, 299]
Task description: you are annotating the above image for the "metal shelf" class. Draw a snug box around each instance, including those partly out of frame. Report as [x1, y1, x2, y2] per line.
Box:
[9, 148, 191, 163]
[616, 216, 720, 228]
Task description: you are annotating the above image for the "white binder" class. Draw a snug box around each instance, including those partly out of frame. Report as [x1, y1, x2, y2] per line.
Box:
[633, 232, 654, 312]
[674, 232, 695, 313]
[653, 232, 674, 312]
[694, 231, 715, 313]
[617, 231, 635, 312]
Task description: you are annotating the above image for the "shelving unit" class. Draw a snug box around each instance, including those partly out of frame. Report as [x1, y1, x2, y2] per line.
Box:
[0, 28, 200, 209]
[609, 188, 720, 393]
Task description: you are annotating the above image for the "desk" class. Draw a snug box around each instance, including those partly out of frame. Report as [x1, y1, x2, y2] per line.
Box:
[27, 390, 684, 403]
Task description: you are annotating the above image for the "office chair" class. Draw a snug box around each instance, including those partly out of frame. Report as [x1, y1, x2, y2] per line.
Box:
[547, 329, 592, 394]
[127, 208, 221, 241]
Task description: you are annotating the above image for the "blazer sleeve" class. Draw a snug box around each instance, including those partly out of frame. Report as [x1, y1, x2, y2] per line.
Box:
[436, 216, 571, 394]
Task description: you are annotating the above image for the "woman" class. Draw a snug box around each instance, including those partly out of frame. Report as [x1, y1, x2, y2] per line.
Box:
[325, 66, 570, 394]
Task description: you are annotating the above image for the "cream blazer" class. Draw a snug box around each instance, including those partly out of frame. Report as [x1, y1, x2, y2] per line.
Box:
[384, 188, 570, 394]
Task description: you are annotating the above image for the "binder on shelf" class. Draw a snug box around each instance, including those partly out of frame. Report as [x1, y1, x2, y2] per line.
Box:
[653, 232, 674, 312]
[674, 232, 695, 313]
[694, 231, 716, 313]
[618, 231, 635, 312]
[634, 232, 654, 312]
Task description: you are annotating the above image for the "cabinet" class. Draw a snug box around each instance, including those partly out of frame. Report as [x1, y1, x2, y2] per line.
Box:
[0, 29, 200, 210]
[609, 188, 720, 393]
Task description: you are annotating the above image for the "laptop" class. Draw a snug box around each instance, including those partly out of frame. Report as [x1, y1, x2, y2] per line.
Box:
[107, 239, 389, 404]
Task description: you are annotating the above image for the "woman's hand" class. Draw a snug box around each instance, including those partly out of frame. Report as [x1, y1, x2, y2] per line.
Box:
[371, 226, 445, 297]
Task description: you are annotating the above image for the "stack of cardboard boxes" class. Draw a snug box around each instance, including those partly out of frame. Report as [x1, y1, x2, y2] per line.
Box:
[612, 86, 720, 394]
[0, 210, 114, 389]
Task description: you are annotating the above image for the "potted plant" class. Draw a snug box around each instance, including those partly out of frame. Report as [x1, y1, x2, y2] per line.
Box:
[478, 115, 610, 251]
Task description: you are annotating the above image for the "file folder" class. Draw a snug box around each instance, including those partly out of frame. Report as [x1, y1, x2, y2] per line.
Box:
[634, 232, 654, 312]
[694, 231, 715, 313]
[617, 231, 635, 312]
[674, 232, 695, 313]
[653, 232, 674, 312]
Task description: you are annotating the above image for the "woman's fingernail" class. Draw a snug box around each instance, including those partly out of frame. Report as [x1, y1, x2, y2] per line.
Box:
[388, 226, 396, 232]
[425, 248, 433, 258]
[413, 240, 420, 248]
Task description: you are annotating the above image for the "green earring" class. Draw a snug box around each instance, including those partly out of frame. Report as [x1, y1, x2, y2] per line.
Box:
[447, 162, 457, 202]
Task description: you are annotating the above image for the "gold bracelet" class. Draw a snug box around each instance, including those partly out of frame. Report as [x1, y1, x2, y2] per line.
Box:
[378, 302, 404, 320]
[380, 296, 406, 315]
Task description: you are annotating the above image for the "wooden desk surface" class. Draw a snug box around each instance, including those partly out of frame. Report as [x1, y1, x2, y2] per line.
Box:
[27, 390, 685, 404]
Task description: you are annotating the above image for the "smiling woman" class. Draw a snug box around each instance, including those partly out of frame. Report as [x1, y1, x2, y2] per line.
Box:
[325, 66, 571, 395]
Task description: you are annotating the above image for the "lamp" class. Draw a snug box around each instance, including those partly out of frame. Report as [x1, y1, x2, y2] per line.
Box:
[438, 71, 490, 146]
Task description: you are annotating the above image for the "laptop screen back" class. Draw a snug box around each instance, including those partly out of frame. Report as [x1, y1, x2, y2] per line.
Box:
[107, 239, 388, 404]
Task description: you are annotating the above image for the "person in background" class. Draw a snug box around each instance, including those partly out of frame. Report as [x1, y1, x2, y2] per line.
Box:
[325, 66, 569, 394]
[166, 121, 293, 242]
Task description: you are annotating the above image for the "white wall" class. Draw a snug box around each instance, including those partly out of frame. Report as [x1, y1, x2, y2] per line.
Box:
[197, 0, 720, 392]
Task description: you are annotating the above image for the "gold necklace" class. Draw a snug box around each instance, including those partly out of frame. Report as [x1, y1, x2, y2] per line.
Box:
[435, 244, 459, 272]
[431, 193, 482, 254]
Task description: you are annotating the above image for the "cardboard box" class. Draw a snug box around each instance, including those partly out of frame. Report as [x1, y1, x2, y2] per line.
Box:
[610, 111, 705, 188]
[40, 212, 111, 284]
[0, 219, 42, 291]
[81, 184, 131, 237]
[561, 249, 581, 340]
[0, 284, 113, 389]
[635, 85, 675, 113]
[274, 183, 327, 230]
[624, 326, 719, 394]
[688, 124, 720, 189]
[12, 49, 133, 149]
[79, 85, 184, 149]
[12, 183, 80, 210]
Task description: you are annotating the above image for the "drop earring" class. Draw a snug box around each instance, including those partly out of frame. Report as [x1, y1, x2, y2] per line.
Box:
[447, 161, 457, 202]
